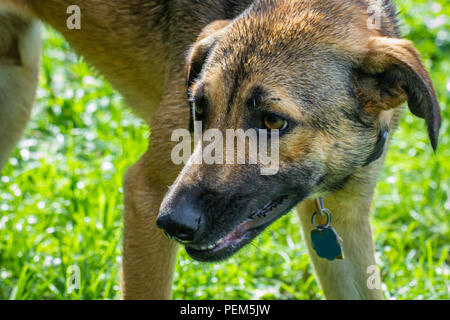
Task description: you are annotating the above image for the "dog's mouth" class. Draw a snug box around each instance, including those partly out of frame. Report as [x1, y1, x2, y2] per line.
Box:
[185, 193, 303, 262]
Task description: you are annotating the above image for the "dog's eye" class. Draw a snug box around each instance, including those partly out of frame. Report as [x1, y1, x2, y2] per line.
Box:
[191, 95, 207, 118]
[263, 114, 288, 131]
[193, 101, 204, 116]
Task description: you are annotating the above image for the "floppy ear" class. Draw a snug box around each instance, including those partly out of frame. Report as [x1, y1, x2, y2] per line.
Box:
[185, 20, 231, 87]
[355, 37, 442, 150]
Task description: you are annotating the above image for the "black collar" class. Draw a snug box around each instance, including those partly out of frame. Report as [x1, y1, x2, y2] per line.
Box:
[364, 130, 388, 166]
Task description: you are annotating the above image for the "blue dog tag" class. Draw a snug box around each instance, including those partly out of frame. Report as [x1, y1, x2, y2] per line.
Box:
[311, 226, 344, 261]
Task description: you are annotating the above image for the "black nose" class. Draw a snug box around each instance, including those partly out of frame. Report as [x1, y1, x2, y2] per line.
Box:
[156, 204, 201, 243]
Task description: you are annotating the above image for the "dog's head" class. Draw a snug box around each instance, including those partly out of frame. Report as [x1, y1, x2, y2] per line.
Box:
[157, 0, 441, 261]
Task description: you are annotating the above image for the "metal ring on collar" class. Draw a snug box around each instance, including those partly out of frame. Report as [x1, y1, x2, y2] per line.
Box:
[311, 208, 332, 229]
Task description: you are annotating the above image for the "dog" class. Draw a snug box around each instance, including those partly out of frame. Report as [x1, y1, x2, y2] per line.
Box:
[0, 0, 441, 299]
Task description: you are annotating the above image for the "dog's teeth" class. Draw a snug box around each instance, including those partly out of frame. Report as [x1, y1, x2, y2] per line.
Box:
[193, 238, 224, 251]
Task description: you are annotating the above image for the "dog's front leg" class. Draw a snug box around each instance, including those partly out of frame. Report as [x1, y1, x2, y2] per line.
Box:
[122, 73, 189, 300]
[296, 190, 383, 300]
[122, 156, 179, 300]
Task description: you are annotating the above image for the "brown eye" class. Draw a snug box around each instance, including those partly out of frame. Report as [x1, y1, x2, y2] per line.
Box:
[263, 114, 288, 131]
[193, 101, 204, 116]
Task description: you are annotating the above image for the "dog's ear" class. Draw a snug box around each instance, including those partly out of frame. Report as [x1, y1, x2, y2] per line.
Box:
[354, 37, 441, 150]
[185, 20, 231, 87]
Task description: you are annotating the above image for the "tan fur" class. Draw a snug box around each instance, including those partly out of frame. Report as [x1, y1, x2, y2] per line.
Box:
[0, 3, 40, 168]
[1, 0, 440, 300]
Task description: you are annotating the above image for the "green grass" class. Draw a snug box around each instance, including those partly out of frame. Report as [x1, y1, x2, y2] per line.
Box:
[0, 0, 449, 300]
